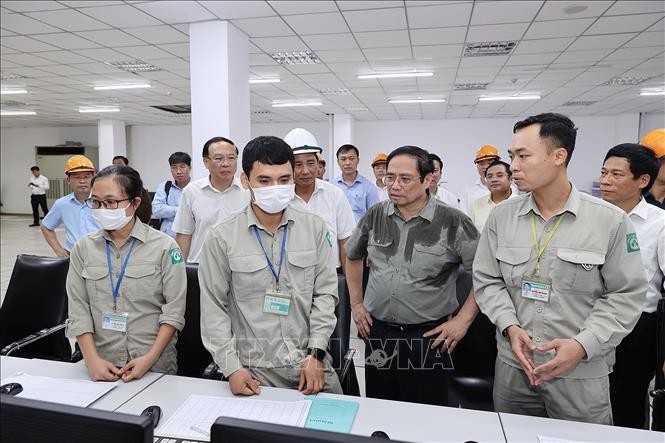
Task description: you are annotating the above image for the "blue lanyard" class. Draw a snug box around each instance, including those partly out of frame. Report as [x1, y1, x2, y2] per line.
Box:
[253, 225, 288, 290]
[105, 238, 137, 311]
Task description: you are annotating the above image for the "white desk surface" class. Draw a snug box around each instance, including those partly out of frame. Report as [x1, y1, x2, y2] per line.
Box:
[499, 412, 665, 443]
[115, 374, 308, 439]
[0, 355, 163, 411]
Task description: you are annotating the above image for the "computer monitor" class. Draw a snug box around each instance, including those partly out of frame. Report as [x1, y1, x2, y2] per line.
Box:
[0, 394, 153, 443]
[211, 417, 409, 443]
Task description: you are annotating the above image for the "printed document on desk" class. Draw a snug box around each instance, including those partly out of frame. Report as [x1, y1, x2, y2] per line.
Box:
[158, 394, 312, 441]
[305, 397, 359, 433]
[0, 372, 117, 407]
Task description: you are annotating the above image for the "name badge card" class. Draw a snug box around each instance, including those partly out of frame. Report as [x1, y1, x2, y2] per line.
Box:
[520, 275, 552, 303]
[263, 290, 291, 316]
[101, 311, 128, 332]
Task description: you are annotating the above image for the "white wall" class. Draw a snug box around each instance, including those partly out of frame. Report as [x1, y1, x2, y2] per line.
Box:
[0, 126, 97, 214]
[640, 113, 665, 138]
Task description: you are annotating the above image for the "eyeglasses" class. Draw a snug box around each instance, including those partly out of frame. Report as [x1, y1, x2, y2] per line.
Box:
[85, 198, 131, 209]
[207, 155, 237, 164]
[383, 174, 417, 186]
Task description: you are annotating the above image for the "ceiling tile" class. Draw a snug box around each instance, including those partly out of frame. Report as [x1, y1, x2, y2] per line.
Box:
[232, 16, 294, 37]
[410, 27, 467, 45]
[64, 62, 121, 74]
[514, 37, 575, 54]
[407, 3, 472, 29]
[586, 13, 663, 35]
[252, 36, 307, 53]
[31, 32, 102, 50]
[471, 1, 543, 25]
[134, 1, 216, 24]
[35, 50, 95, 64]
[149, 58, 190, 70]
[412, 44, 463, 59]
[556, 48, 614, 63]
[73, 47, 134, 62]
[605, 1, 665, 15]
[506, 52, 559, 65]
[249, 53, 278, 66]
[337, 1, 404, 11]
[115, 45, 175, 60]
[316, 48, 365, 63]
[79, 4, 162, 28]
[123, 25, 189, 44]
[301, 33, 358, 50]
[37, 64, 91, 76]
[0, 35, 60, 52]
[467, 22, 530, 42]
[355, 30, 410, 49]
[283, 12, 348, 35]
[0, 13, 62, 34]
[60, 1, 124, 6]
[343, 8, 407, 32]
[624, 31, 665, 48]
[523, 18, 595, 39]
[1, 52, 56, 66]
[158, 43, 190, 58]
[74, 29, 147, 47]
[1, 1, 68, 12]
[268, 1, 337, 15]
[285, 63, 331, 74]
[363, 46, 412, 61]
[199, 1, 276, 20]
[568, 33, 638, 52]
[26, 9, 112, 32]
[603, 46, 664, 61]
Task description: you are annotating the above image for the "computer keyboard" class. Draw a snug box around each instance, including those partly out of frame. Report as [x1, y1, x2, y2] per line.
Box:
[154, 437, 206, 443]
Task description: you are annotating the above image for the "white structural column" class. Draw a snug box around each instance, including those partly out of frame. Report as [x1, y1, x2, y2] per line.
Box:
[189, 21, 250, 179]
[98, 119, 126, 168]
[331, 113, 354, 178]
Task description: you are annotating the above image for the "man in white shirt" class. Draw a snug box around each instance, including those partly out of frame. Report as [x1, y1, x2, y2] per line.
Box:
[28, 165, 49, 227]
[461, 144, 501, 212]
[428, 153, 464, 212]
[173, 136, 249, 263]
[371, 153, 389, 202]
[600, 143, 665, 429]
[469, 160, 517, 232]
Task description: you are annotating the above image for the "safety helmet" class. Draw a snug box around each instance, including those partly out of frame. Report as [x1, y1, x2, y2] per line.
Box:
[284, 128, 322, 155]
[371, 153, 388, 167]
[65, 155, 95, 174]
[640, 128, 665, 158]
[474, 144, 500, 163]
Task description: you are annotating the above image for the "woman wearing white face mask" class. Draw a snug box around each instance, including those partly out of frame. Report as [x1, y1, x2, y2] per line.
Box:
[65, 165, 187, 382]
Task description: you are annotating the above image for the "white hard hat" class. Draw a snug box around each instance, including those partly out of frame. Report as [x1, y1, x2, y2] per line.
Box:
[284, 128, 322, 155]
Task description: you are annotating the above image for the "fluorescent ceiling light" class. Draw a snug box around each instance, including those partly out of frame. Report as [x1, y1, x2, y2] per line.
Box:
[272, 101, 322, 108]
[479, 95, 541, 101]
[358, 72, 433, 80]
[249, 78, 280, 84]
[79, 106, 120, 113]
[640, 90, 665, 96]
[1, 110, 36, 116]
[93, 84, 151, 91]
[388, 98, 446, 104]
[1, 89, 28, 95]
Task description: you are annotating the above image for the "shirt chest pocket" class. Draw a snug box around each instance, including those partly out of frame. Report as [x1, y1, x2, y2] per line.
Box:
[286, 250, 317, 294]
[228, 254, 269, 298]
[496, 247, 532, 288]
[552, 249, 605, 293]
[367, 238, 393, 269]
[81, 265, 110, 301]
[123, 264, 160, 301]
[410, 243, 449, 278]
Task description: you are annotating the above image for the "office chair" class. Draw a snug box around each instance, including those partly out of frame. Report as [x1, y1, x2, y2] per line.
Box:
[330, 274, 360, 396]
[0, 255, 72, 361]
[449, 268, 496, 411]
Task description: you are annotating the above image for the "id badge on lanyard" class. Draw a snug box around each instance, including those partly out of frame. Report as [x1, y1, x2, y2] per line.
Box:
[254, 226, 291, 316]
[101, 239, 136, 332]
[521, 213, 565, 304]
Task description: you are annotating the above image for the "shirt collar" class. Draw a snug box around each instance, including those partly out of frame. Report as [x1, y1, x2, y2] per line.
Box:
[200, 176, 241, 192]
[336, 173, 363, 186]
[245, 204, 295, 232]
[517, 182, 580, 217]
[388, 194, 436, 222]
[96, 217, 148, 244]
[628, 197, 649, 221]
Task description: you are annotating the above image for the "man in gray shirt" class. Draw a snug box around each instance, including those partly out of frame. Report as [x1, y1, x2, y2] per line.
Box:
[346, 145, 480, 406]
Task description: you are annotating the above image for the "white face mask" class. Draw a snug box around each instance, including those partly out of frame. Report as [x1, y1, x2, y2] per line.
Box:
[251, 184, 295, 214]
[92, 206, 133, 230]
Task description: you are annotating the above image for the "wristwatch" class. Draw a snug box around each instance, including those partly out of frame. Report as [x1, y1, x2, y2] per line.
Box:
[307, 348, 326, 361]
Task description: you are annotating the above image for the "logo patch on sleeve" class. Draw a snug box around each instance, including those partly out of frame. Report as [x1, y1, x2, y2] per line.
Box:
[626, 233, 640, 253]
[169, 247, 184, 264]
[325, 231, 333, 248]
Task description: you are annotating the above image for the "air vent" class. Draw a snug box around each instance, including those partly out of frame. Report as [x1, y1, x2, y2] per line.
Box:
[150, 104, 191, 114]
[252, 110, 273, 122]
[562, 101, 596, 106]
[105, 60, 161, 72]
[0, 72, 27, 80]
[1, 100, 27, 106]
[464, 41, 517, 57]
[319, 88, 351, 96]
[454, 83, 488, 90]
[271, 51, 320, 65]
[602, 76, 650, 86]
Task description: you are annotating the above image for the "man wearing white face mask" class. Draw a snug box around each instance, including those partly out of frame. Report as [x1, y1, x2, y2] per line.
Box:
[199, 135, 342, 397]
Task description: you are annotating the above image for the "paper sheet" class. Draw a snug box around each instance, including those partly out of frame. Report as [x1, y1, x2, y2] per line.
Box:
[1, 372, 117, 407]
[538, 435, 591, 443]
[158, 394, 312, 441]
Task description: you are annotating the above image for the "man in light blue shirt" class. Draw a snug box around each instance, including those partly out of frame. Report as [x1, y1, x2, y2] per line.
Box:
[334, 144, 380, 222]
[41, 155, 99, 256]
[152, 152, 191, 238]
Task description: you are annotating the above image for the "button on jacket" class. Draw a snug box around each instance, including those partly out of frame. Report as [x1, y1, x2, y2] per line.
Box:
[473, 185, 647, 378]
[66, 220, 187, 373]
[199, 204, 338, 376]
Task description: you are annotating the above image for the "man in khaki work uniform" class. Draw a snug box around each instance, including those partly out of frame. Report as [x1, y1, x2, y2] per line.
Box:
[473, 113, 647, 424]
[199, 135, 342, 396]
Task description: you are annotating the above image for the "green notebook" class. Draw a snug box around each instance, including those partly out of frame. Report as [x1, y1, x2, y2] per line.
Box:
[304, 397, 359, 433]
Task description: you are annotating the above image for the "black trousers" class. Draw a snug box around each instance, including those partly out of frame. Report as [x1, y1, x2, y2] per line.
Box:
[364, 318, 451, 406]
[30, 194, 48, 224]
[609, 311, 657, 429]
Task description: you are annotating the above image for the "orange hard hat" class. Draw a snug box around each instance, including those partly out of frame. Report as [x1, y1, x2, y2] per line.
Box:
[371, 153, 388, 166]
[474, 144, 500, 163]
[65, 155, 95, 174]
[640, 128, 665, 158]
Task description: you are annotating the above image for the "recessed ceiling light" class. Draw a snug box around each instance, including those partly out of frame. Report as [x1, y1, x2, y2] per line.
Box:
[0, 72, 27, 81]
[388, 98, 446, 104]
[358, 72, 433, 79]
[272, 100, 322, 108]
[249, 78, 281, 84]
[603, 76, 650, 86]
[93, 84, 151, 91]
[0, 89, 28, 95]
[78, 105, 120, 113]
[1, 110, 36, 116]
[464, 41, 517, 57]
[640, 90, 665, 96]
[271, 51, 320, 65]
[562, 101, 597, 106]
[319, 88, 351, 95]
[454, 83, 488, 91]
[564, 4, 588, 14]
[105, 61, 161, 72]
[479, 95, 540, 101]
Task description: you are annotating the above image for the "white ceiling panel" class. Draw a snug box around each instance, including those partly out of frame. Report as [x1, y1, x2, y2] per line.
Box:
[585, 14, 662, 35]
[624, 31, 665, 48]
[0, 13, 63, 34]
[343, 8, 407, 32]
[471, 1, 543, 25]
[316, 48, 366, 63]
[406, 3, 472, 29]
[282, 12, 348, 35]
[1, 1, 68, 12]
[412, 44, 463, 59]
[0, 36, 60, 52]
[134, 1, 216, 24]
[506, 52, 559, 65]
[605, 1, 665, 16]
[410, 27, 467, 45]
[567, 33, 638, 52]
[25, 9, 111, 32]
[73, 47, 134, 62]
[336, 1, 404, 11]
[1, 52, 56, 66]
[467, 22, 530, 42]
[363, 46, 412, 61]
[535, 2, 615, 24]
[123, 25, 188, 44]
[513, 37, 575, 54]
[268, 1, 337, 15]
[232, 16, 294, 37]
[74, 29, 147, 47]
[36, 50, 95, 64]
[158, 43, 190, 58]
[60, 1, 124, 7]
[301, 33, 358, 50]
[79, 4, 162, 28]
[523, 18, 595, 39]
[115, 45, 176, 60]
[354, 30, 410, 49]
[199, 1, 276, 19]
[252, 36, 308, 53]
[31, 32, 102, 50]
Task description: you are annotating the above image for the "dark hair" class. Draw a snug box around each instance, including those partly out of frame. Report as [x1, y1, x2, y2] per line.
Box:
[30, 166, 39, 171]
[604, 143, 659, 193]
[168, 151, 191, 166]
[112, 155, 129, 165]
[513, 113, 577, 166]
[336, 144, 359, 158]
[202, 136, 237, 157]
[242, 136, 295, 177]
[485, 159, 512, 177]
[387, 146, 434, 182]
[92, 165, 152, 224]
[428, 153, 443, 170]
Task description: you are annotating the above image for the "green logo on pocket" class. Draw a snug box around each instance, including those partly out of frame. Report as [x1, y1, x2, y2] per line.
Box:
[325, 231, 333, 248]
[169, 247, 184, 264]
[626, 233, 640, 253]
